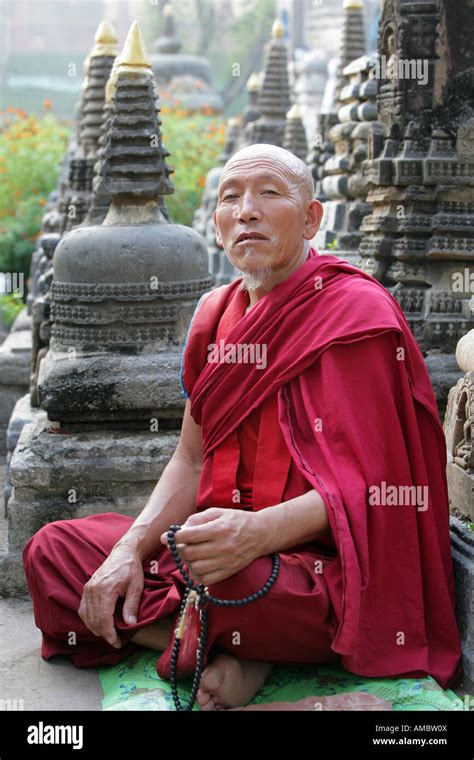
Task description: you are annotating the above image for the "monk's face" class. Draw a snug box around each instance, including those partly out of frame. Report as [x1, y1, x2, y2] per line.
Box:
[213, 152, 323, 276]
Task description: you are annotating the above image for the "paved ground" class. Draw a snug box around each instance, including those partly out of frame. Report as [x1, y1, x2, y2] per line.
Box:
[0, 456, 103, 710]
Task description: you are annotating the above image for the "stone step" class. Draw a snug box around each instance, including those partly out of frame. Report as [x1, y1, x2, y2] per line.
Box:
[1, 414, 179, 596]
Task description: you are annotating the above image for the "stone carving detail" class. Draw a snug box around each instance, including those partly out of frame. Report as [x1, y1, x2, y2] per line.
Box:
[359, 0, 474, 359]
[37, 21, 213, 422]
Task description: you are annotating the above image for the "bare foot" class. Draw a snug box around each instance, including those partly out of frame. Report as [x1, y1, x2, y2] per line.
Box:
[196, 654, 273, 711]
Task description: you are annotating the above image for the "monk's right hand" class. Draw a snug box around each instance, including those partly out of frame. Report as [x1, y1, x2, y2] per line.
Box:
[78, 544, 145, 649]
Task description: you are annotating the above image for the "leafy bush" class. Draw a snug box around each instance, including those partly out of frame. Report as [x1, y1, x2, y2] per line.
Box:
[0, 103, 226, 302]
[0, 293, 25, 329]
[159, 105, 226, 226]
[0, 106, 70, 287]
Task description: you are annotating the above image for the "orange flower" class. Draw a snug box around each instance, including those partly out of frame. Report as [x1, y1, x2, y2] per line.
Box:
[43, 99, 52, 110]
[39, 198, 47, 206]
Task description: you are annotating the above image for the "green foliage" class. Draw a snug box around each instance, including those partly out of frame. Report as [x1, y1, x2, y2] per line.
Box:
[159, 109, 226, 226]
[0, 105, 225, 288]
[0, 293, 25, 328]
[326, 238, 339, 251]
[0, 108, 69, 286]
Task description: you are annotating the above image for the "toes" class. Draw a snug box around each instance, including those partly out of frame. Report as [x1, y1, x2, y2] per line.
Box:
[198, 693, 217, 711]
[200, 663, 225, 693]
[197, 687, 217, 711]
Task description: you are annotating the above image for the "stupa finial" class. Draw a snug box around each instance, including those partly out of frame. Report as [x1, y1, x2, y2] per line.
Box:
[91, 20, 119, 58]
[119, 20, 152, 73]
[343, 0, 364, 10]
[246, 72, 260, 92]
[271, 19, 284, 38]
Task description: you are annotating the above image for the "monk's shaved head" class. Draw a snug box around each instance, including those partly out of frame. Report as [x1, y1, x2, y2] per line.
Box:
[214, 142, 323, 296]
[219, 144, 314, 201]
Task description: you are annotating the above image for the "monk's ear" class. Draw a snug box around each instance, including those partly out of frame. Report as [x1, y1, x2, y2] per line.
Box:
[304, 199, 324, 237]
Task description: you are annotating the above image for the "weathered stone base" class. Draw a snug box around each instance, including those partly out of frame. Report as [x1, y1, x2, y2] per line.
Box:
[0, 311, 32, 454]
[450, 516, 474, 693]
[0, 415, 179, 597]
[4, 393, 43, 514]
[424, 354, 464, 421]
[447, 463, 474, 523]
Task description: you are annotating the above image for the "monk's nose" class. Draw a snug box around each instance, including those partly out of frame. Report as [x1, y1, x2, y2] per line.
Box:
[237, 191, 261, 223]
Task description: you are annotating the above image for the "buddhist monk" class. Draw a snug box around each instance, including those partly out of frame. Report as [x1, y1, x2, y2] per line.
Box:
[23, 144, 463, 711]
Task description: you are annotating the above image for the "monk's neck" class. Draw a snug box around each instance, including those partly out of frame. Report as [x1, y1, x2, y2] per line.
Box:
[244, 246, 310, 312]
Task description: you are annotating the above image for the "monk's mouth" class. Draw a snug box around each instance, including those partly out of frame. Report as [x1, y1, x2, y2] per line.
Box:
[235, 237, 268, 245]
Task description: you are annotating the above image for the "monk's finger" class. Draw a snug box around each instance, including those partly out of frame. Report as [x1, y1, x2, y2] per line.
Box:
[168, 522, 220, 546]
[78, 595, 92, 631]
[96, 609, 122, 648]
[200, 568, 236, 586]
[187, 558, 220, 578]
[122, 575, 144, 625]
[184, 508, 227, 526]
[79, 595, 103, 638]
[86, 588, 121, 646]
[178, 542, 220, 563]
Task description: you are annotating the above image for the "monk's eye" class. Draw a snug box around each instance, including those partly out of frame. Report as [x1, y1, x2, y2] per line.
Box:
[263, 189, 279, 195]
[223, 193, 238, 201]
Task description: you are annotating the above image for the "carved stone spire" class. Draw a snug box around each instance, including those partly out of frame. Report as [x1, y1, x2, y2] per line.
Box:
[154, 2, 181, 55]
[283, 103, 308, 161]
[78, 20, 119, 159]
[245, 19, 292, 146]
[99, 20, 174, 217]
[243, 72, 261, 127]
[336, 0, 366, 100]
[38, 20, 212, 423]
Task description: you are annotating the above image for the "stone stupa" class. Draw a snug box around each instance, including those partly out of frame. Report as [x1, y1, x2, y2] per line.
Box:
[244, 19, 292, 147]
[2, 20, 212, 596]
[149, 3, 223, 113]
[359, 0, 474, 413]
[282, 103, 308, 161]
[29, 20, 120, 407]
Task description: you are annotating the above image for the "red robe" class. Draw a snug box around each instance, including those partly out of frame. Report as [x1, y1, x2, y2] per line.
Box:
[22, 246, 462, 689]
[180, 246, 463, 690]
[22, 256, 340, 681]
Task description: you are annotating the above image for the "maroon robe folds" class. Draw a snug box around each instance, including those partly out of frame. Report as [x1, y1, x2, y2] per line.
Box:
[22, 246, 462, 690]
[179, 246, 463, 690]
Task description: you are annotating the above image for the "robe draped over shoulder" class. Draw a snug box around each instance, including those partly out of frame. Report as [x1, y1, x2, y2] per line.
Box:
[179, 246, 463, 690]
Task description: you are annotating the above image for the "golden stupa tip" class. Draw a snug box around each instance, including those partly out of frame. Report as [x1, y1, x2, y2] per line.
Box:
[271, 19, 284, 38]
[119, 20, 151, 69]
[90, 19, 118, 58]
[95, 19, 118, 44]
[246, 72, 260, 91]
[287, 103, 302, 120]
[163, 3, 173, 15]
[343, 0, 364, 10]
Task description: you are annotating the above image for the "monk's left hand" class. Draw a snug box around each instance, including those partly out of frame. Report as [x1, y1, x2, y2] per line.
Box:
[160, 508, 263, 585]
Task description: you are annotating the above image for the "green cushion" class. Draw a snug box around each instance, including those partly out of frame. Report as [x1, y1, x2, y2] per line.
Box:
[99, 649, 465, 711]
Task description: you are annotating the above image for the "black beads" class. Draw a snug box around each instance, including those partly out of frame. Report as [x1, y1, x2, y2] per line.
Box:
[166, 523, 280, 711]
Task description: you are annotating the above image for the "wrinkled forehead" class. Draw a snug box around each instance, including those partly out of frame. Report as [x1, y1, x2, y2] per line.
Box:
[219, 153, 303, 187]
